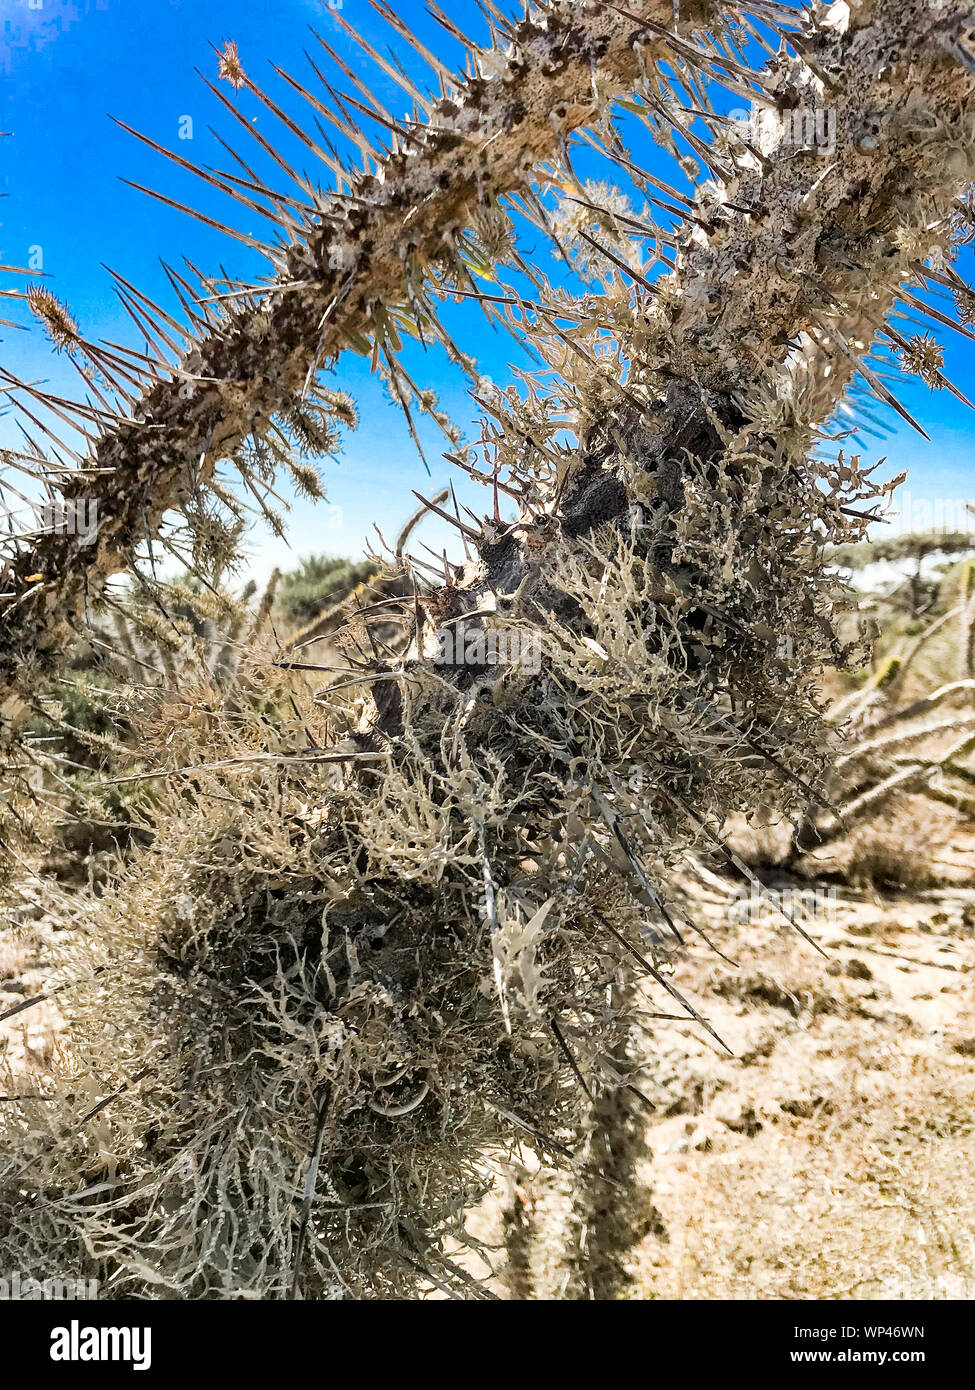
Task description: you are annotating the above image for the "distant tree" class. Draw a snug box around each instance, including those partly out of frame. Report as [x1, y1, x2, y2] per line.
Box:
[276, 554, 375, 627]
[829, 531, 975, 617]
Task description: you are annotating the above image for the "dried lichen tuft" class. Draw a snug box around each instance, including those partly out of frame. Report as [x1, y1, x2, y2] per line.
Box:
[900, 333, 946, 386]
[216, 40, 246, 91]
[26, 285, 81, 353]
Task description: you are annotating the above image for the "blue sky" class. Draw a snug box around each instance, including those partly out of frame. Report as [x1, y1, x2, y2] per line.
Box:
[1, 0, 973, 583]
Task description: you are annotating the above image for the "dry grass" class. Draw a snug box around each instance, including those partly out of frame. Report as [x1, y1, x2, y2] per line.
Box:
[844, 805, 948, 893]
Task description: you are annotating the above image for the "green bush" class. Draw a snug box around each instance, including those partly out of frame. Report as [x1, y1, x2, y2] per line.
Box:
[276, 556, 375, 626]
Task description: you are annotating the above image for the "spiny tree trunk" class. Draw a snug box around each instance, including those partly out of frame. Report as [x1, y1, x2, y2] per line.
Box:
[558, 1080, 655, 1300]
[555, 978, 660, 1301]
[500, 1163, 538, 1301]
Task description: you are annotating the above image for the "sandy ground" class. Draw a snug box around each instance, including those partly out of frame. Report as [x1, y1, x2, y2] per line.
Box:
[628, 880, 975, 1299]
